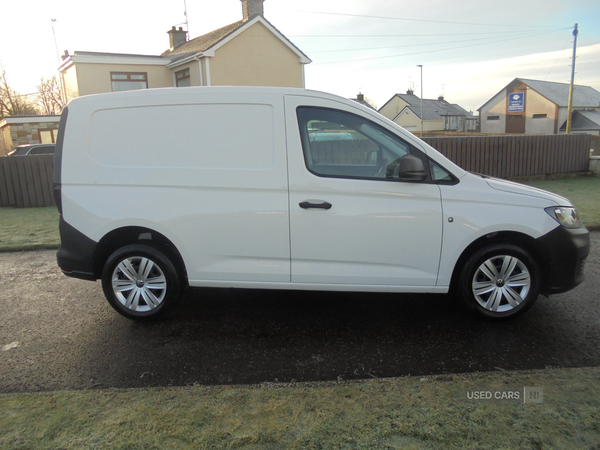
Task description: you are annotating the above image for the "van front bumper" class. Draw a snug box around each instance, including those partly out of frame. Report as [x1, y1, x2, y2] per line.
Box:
[56, 216, 99, 281]
[537, 225, 590, 295]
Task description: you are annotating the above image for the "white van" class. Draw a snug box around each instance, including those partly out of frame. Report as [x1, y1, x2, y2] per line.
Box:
[53, 87, 590, 321]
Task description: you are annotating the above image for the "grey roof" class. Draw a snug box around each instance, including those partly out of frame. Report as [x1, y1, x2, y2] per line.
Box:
[518, 78, 600, 107]
[396, 98, 473, 121]
[161, 17, 310, 64]
[161, 20, 246, 61]
[395, 94, 422, 106]
[559, 110, 600, 132]
[479, 78, 600, 110]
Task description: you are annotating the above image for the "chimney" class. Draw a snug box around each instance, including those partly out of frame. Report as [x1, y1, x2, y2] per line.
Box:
[241, 0, 265, 21]
[357, 93, 364, 102]
[168, 26, 187, 51]
[438, 95, 444, 101]
[407, 88, 414, 95]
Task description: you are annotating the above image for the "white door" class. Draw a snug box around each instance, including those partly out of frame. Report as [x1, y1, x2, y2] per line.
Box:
[284, 95, 443, 287]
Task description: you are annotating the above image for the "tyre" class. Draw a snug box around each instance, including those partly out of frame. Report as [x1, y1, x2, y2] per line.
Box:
[101, 244, 183, 321]
[460, 244, 541, 320]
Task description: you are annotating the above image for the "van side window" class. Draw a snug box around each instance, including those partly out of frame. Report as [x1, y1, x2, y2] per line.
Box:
[430, 160, 452, 182]
[297, 107, 427, 181]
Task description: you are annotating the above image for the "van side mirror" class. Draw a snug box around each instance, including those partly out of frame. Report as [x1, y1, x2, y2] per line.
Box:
[390, 155, 427, 181]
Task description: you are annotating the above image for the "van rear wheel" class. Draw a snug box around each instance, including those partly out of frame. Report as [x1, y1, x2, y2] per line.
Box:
[102, 244, 183, 321]
[460, 244, 541, 320]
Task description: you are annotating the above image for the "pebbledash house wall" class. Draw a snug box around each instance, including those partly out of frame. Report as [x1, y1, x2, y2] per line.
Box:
[61, 60, 173, 103]
[208, 21, 305, 87]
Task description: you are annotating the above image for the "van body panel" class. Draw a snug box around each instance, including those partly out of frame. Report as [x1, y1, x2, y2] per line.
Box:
[54, 86, 589, 321]
[435, 173, 562, 286]
[60, 90, 291, 283]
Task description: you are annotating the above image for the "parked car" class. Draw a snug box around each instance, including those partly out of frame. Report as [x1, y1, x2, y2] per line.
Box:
[8, 143, 55, 156]
[53, 87, 590, 321]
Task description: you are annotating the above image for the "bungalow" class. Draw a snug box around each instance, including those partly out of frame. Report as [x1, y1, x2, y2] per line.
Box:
[379, 91, 477, 133]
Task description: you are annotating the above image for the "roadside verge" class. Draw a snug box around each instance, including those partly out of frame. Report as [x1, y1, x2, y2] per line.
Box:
[1, 366, 599, 449]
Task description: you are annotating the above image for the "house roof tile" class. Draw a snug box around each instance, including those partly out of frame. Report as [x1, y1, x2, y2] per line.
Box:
[398, 99, 473, 121]
[518, 78, 600, 108]
[161, 20, 246, 61]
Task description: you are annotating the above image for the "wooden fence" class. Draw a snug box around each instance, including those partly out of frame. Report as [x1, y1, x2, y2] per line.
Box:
[0, 134, 593, 208]
[423, 134, 591, 178]
[0, 155, 55, 208]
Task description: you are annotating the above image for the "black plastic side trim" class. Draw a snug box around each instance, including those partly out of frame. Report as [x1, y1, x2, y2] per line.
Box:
[56, 216, 98, 281]
[53, 107, 69, 215]
[537, 225, 590, 294]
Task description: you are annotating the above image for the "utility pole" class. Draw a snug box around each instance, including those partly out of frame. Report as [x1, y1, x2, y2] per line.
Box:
[566, 23, 578, 134]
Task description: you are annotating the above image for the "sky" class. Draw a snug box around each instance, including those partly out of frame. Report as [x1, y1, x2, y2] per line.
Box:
[2, 0, 600, 112]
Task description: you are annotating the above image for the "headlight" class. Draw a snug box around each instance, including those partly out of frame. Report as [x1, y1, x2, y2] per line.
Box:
[545, 206, 583, 229]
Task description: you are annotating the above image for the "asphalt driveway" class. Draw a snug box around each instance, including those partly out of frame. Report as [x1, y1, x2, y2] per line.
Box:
[1, 232, 598, 393]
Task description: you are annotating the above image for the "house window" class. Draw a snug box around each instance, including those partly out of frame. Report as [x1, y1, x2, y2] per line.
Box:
[111, 72, 148, 92]
[175, 68, 191, 87]
[39, 129, 58, 144]
[533, 114, 548, 119]
[487, 116, 500, 121]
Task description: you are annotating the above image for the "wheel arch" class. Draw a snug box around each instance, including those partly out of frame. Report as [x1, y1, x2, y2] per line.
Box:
[449, 230, 551, 295]
[92, 226, 188, 284]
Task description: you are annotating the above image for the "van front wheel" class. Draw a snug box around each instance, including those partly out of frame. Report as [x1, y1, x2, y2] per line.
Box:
[460, 244, 541, 320]
[101, 244, 183, 321]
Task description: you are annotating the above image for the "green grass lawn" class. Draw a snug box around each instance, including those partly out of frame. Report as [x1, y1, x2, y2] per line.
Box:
[519, 175, 600, 230]
[0, 206, 60, 251]
[1, 367, 599, 449]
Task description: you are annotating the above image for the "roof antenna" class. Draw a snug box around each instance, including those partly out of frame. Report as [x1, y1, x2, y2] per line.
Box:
[174, 0, 190, 40]
[51, 19, 60, 63]
[183, 0, 190, 38]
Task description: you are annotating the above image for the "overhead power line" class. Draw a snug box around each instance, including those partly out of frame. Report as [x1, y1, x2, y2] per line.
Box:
[289, 30, 556, 38]
[313, 29, 566, 65]
[307, 34, 550, 54]
[288, 10, 560, 29]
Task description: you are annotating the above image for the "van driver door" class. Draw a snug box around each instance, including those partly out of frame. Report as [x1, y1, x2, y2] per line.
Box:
[284, 95, 443, 288]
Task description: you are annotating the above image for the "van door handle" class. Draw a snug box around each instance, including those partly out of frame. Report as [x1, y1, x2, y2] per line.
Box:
[299, 201, 332, 210]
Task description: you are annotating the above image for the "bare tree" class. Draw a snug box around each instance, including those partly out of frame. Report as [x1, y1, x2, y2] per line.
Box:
[37, 75, 65, 115]
[364, 96, 378, 110]
[0, 63, 39, 117]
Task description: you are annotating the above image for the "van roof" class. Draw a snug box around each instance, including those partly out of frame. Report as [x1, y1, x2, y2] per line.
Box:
[70, 86, 332, 103]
